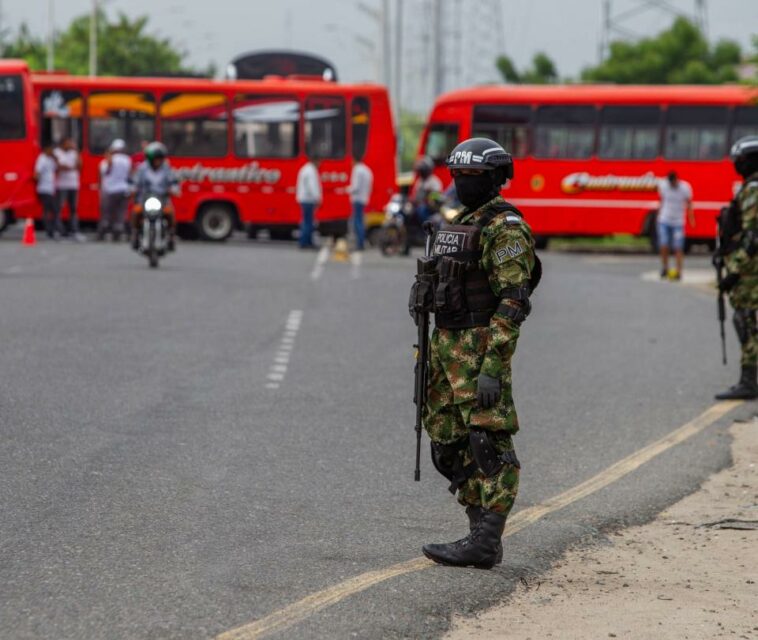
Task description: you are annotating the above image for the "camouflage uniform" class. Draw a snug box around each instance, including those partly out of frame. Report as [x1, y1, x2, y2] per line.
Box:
[725, 173, 758, 367]
[423, 196, 536, 516]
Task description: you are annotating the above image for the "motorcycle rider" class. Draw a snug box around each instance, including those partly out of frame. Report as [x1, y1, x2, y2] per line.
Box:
[409, 155, 443, 223]
[131, 141, 179, 251]
[714, 135, 758, 400]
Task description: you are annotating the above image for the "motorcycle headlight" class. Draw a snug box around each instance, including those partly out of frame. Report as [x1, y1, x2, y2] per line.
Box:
[144, 197, 162, 213]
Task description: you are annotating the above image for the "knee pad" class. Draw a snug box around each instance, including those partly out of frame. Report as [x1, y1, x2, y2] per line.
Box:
[469, 428, 520, 477]
[430, 439, 476, 494]
[733, 309, 757, 345]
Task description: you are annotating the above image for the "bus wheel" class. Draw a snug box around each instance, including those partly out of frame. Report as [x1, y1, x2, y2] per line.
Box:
[197, 203, 235, 242]
[0, 209, 8, 234]
[534, 235, 548, 250]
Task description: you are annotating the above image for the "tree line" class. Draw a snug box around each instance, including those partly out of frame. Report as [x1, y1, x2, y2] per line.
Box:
[0, 9, 212, 77]
[496, 18, 757, 85]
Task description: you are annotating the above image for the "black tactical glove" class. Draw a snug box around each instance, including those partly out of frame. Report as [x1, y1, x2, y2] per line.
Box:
[711, 253, 724, 270]
[476, 374, 501, 410]
[719, 272, 740, 293]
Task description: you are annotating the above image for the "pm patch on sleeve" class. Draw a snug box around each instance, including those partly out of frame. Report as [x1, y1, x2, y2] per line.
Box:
[495, 241, 524, 263]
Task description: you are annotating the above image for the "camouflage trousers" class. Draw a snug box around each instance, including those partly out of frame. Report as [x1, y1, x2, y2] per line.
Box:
[423, 325, 520, 516]
[729, 276, 758, 367]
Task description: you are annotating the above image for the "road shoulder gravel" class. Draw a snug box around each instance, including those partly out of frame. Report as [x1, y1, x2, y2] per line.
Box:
[445, 417, 758, 640]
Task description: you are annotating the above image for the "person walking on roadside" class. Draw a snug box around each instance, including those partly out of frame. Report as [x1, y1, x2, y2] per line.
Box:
[657, 171, 694, 280]
[54, 137, 83, 241]
[348, 155, 373, 251]
[98, 139, 132, 242]
[296, 156, 322, 249]
[34, 143, 61, 239]
[713, 136, 758, 400]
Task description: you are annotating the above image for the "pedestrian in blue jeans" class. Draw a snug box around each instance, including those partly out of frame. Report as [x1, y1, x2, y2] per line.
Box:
[349, 157, 373, 251]
[296, 158, 322, 248]
[657, 171, 694, 280]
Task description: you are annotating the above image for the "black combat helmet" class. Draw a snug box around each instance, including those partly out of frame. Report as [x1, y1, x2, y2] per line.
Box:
[446, 138, 514, 182]
[730, 135, 758, 178]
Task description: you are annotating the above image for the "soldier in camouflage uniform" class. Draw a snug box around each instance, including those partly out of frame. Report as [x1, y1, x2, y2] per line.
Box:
[411, 138, 541, 569]
[715, 136, 758, 400]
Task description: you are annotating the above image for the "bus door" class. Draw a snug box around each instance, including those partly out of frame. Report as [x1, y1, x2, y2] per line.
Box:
[232, 93, 302, 226]
[304, 94, 350, 230]
[85, 90, 157, 222]
[0, 65, 36, 226]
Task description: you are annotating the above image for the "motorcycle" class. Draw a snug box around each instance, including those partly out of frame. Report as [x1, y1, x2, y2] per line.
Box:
[134, 194, 171, 268]
[378, 193, 459, 257]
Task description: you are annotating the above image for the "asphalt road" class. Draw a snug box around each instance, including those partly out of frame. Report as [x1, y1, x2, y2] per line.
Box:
[0, 233, 754, 639]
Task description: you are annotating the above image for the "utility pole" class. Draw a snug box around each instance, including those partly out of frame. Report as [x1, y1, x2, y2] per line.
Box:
[394, 0, 403, 119]
[46, 0, 54, 72]
[433, 0, 443, 97]
[382, 0, 391, 87]
[89, 0, 98, 77]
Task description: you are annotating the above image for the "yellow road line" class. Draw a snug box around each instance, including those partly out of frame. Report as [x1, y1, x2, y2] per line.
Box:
[215, 400, 743, 640]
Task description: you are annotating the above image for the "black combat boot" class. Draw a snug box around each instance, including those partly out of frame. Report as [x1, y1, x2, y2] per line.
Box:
[715, 365, 758, 400]
[466, 505, 503, 564]
[423, 509, 506, 569]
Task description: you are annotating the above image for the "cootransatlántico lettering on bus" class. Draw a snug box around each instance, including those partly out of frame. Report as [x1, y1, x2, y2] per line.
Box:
[174, 162, 282, 184]
[561, 171, 660, 195]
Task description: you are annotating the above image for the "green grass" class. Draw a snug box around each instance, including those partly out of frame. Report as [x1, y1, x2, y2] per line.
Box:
[548, 234, 651, 252]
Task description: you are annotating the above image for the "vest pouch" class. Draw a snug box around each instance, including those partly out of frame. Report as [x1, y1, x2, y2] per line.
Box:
[434, 257, 466, 314]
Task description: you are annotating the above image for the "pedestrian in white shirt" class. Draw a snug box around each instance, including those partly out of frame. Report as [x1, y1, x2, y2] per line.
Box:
[54, 138, 82, 239]
[296, 157, 322, 249]
[34, 144, 61, 239]
[98, 139, 133, 242]
[348, 157, 373, 251]
[657, 171, 695, 280]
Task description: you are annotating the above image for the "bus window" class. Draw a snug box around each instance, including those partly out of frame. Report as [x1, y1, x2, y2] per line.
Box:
[40, 89, 83, 148]
[424, 123, 458, 164]
[305, 96, 346, 159]
[233, 94, 299, 158]
[0, 74, 26, 140]
[535, 105, 596, 159]
[664, 106, 728, 160]
[732, 105, 758, 143]
[351, 97, 370, 160]
[88, 91, 156, 155]
[161, 92, 228, 157]
[472, 105, 531, 157]
[598, 106, 660, 160]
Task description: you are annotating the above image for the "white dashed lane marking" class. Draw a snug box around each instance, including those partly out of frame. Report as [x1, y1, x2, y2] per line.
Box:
[310, 246, 330, 281]
[265, 310, 303, 390]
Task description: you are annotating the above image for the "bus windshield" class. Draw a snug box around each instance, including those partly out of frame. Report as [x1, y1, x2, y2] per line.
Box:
[0, 75, 26, 140]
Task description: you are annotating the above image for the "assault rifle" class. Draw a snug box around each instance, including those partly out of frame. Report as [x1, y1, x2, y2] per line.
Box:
[410, 231, 436, 481]
[714, 210, 728, 366]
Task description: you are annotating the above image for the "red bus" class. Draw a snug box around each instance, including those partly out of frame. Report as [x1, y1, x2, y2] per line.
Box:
[418, 84, 758, 249]
[0, 60, 396, 241]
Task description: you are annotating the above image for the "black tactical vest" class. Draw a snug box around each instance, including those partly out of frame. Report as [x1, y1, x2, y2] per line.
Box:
[431, 204, 520, 329]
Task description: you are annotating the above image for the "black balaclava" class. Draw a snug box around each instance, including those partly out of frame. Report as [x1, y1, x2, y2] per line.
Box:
[735, 155, 758, 179]
[454, 171, 500, 210]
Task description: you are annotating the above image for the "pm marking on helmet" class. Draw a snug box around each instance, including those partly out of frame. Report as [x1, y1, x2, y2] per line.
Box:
[495, 240, 524, 263]
[433, 231, 467, 254]
[450, 150, 473, 165]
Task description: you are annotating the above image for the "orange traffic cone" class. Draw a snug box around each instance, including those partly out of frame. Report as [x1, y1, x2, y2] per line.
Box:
[21, 218, 36, 246]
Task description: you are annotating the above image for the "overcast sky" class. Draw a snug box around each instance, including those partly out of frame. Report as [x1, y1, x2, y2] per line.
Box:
[2, 0, 757, 111]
